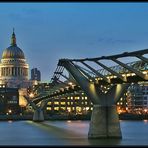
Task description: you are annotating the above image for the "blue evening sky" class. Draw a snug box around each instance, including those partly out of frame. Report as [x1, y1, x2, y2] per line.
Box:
[0, 2, 148, 82]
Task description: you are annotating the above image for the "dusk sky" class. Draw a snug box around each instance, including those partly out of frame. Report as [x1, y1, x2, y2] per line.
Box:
[0, 2, 148, 82]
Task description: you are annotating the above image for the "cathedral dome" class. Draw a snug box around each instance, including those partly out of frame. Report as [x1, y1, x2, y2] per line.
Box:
[2, 30, 25, 59]
[2, 46, 25, 59]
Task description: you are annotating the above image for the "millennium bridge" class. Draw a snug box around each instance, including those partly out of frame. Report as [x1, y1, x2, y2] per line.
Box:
[24, 48, 148, 138]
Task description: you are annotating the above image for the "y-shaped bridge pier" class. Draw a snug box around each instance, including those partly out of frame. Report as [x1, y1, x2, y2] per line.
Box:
[26, 48, 148, 138]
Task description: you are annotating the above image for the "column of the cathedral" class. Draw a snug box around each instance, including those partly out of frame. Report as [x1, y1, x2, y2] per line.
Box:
[27, 68, 28, 77]
[17, 67, 19, 76]
[15, 67, 18, 76]
[24, 68, 26, 76]
[5, 67, 7, 76]
[10, 67, 12, 76]
[12, 67, 14, 76]
[4, 68, 5, 76]
[15, 67, 17, 76]
[3, 68, 5, 76]
[7, 67, 10, 76]
[1, 67, 3, 76]
[23, 68, 25, 76]
[14, 67, 15, 76]
[18, 67, 19, 76]
[3, 68, 4, 76]
[5, 68, 6, 76]
[26, 68, 28, 76]
[25, 68, 26, 76]
[6, 67, 8, 76]
[0, 68, 1, 77]
[19, 67, 20, 76]
[7, 67, 9, 76]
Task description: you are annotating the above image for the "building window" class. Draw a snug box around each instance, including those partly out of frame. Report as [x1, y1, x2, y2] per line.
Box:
[54, 102, 59, 105]
[47, 107, 51, 110]
[60, 107, 66, 110]
[61, 102, 65, 105]
[75, 96, 79, 100]
[54, 107, 59, 110]
[48, 102, 51, 105]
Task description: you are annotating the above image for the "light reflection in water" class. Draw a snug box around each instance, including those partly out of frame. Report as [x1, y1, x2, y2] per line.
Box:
[8, 120, 12, 123]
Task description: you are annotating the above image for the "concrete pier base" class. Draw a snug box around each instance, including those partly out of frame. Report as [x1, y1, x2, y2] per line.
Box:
[33, 109, 44, 122]
[88, 105, 122, 139]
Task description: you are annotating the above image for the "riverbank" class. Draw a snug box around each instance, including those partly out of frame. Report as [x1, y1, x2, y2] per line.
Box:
[0, 113, 148, 121]
[119, 113, 148, 120]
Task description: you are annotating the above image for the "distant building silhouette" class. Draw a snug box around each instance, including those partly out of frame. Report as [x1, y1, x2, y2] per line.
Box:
[31, 68, 41, 81]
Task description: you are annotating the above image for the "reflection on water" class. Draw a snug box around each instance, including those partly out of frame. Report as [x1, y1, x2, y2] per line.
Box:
[0, 120, 147, 145]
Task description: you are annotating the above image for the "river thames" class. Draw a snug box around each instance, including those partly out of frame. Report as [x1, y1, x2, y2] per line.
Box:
[0, 120, 147, 146]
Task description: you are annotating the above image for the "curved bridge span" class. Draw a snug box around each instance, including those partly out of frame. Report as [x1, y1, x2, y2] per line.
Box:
[25, 48, 148, 139]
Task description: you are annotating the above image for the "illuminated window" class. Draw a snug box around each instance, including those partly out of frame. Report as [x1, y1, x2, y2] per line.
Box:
[47, 107, 51, 110]
[67, 102, 70, 105]
[85, 102, 87, 105]
[60, 107, 65, 110]
[67, 97, 70, 100]
[85, 97, 87, 100]
[67, 107, 71, 112]
[75, 96, 79, 100]
[82, 97, 84, 100]
[91, 107, 93, 110]
[86, 107, 89, 110]
[71, 102, 73, 105]
[48, 102, 51, 105]
[54, 107, 59, 110]
[54, 102, 59, 105]
[71, 97, 73, 100]
[76, 107, 82, 112]
[61, 102, 65, 105]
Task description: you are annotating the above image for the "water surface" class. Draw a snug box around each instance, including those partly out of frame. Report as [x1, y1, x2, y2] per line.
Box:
[0, 120, 147, 146]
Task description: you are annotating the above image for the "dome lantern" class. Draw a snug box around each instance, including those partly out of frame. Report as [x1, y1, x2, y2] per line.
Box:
[11, 28, 16, 46]
[2, 29, 25, 59]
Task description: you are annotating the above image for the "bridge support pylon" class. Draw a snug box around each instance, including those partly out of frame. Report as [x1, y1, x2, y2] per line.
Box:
[88, 105, 121, 138]
[24, 95, 49, 122]
[33, 109, 44, 122]
[59, 60, 130, 139]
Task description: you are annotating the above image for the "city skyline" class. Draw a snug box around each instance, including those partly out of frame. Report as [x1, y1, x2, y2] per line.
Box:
[0, 2, 148, 81]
